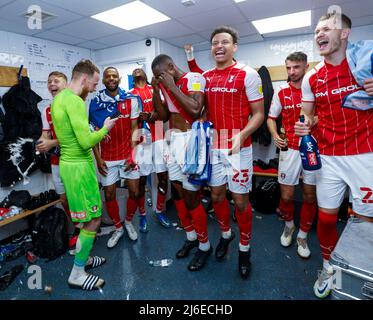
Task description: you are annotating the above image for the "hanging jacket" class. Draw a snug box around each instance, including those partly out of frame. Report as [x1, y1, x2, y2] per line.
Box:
[0, 77, 42, 187]
[2, 76, 43, 142]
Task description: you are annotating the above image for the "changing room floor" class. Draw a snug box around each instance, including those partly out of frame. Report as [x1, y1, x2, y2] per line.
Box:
[0, 197, 347, 301]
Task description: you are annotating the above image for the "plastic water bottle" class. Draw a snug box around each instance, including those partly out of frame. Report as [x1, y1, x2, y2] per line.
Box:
[149, 259, 173, 267]
[299, 115, 321, 170]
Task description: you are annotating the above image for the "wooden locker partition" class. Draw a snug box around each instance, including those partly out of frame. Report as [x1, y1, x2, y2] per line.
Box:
[0, 66, 28, 87]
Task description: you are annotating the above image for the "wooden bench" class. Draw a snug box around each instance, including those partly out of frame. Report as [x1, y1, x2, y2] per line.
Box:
[0, 199, 61, 228]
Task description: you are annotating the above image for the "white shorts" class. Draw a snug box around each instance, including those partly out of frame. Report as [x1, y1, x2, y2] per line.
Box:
[153, 139, 168, 174]
[166, 131, 199, 192]
[100, 160, 140, 186]
[136, 140, 168, 176]
[51, 164, 65, 195]
[316, 153, 373, 217]
[136, 142, 153, 176]
[209, 146, 252, 194]
[278, 148, 316, 186]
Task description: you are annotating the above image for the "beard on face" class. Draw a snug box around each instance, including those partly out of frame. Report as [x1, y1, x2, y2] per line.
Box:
[105, 82, 119, 92]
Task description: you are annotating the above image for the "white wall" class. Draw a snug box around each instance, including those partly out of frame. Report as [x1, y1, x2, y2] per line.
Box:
[93, 38, 158, 85]
[93, 38, 187, 88]
[0, 30, 91, 239]
[158, 40, 188, 71]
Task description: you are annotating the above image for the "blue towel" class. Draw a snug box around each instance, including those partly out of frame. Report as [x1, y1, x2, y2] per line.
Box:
[343, 40, 373, 110]
[89, 88, 143, 129]
[183, 120, 213, 186]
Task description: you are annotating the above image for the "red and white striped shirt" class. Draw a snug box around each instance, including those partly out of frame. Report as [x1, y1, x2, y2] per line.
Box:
[302, 59, 373, 156]
[160, 72, 206, 127]
[41, 105, 59, 165]
[203, 62, 264, 149]
[99, 99, 139, 161]
[269, 83, 303, 150]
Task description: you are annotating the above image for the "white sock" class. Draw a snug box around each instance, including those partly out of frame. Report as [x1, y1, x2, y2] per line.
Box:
[199, 241, 210, 251]
[186, 230, 197, 241]
[323, 259, 332, 271]
[239, 243, 250, 252]
[222, 229, 232, 239]
[297, 230, 308, 239]
[124, 219, 132, 225]
[285, 220, 295, 229]
[115, 227, 124, 233]
[68, 264, 86, 282]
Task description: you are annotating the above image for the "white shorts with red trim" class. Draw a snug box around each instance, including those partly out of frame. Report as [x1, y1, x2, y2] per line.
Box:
[316, 153, 373, 217]
[278, 148, 316, 186]
[209, 146, 252, 194]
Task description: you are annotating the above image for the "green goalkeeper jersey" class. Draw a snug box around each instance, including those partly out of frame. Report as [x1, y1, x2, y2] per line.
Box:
[51, 88, 108, 162]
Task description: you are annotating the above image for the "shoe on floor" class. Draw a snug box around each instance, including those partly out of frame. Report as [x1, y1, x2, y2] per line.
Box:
[215, 231, 235, 261]
[187, 246, 213, 271]
[68, 273, 105, 291]
[296, 237, 311, 259]
[155, 212, 171, 228]
[107, 228, 125, 248]
[280, 225, 295, 247]
[139, 215, 148, 233]
[238, 250, 251, 279]
[85, 256, 106, 271]
[313, 266, 334, 299]
[124, 223, 138, 241]
[176, 239, 199, 259]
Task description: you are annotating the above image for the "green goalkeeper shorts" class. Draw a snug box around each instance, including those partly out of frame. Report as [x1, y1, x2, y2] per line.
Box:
[59, 160, 102, 222]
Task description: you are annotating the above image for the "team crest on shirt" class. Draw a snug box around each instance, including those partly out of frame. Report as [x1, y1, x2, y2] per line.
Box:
[280, 173, 286, 180]
[228, 75, 235, 83]
[258, 85, 263, 95]
[91, 205, 98, 213]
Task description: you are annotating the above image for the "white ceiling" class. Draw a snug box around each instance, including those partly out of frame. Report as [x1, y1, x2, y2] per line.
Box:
[0, 0, 372, 51]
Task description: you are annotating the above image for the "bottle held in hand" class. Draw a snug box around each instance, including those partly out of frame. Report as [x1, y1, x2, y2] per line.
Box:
[299, 115, 321, 170]
[279, 127, 288, 151]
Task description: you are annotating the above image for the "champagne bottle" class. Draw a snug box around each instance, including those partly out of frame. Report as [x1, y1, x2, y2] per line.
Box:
[299, 115, 321, 170]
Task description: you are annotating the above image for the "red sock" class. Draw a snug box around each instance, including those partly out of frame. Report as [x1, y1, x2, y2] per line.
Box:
[174, 199, 194, 232]
[106, 200, 122, 229]
[317, 210, 339, 260]
[279, 199, 294, 221]
[235, 203, 253, 246]
[125, 196, 138, 222]
[189, 203, 208, 243]
[137, 196, 146, 216]
[212, 198, 230, 232]
[300, 201, 317, 233]
[156, 192, 167, 213]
